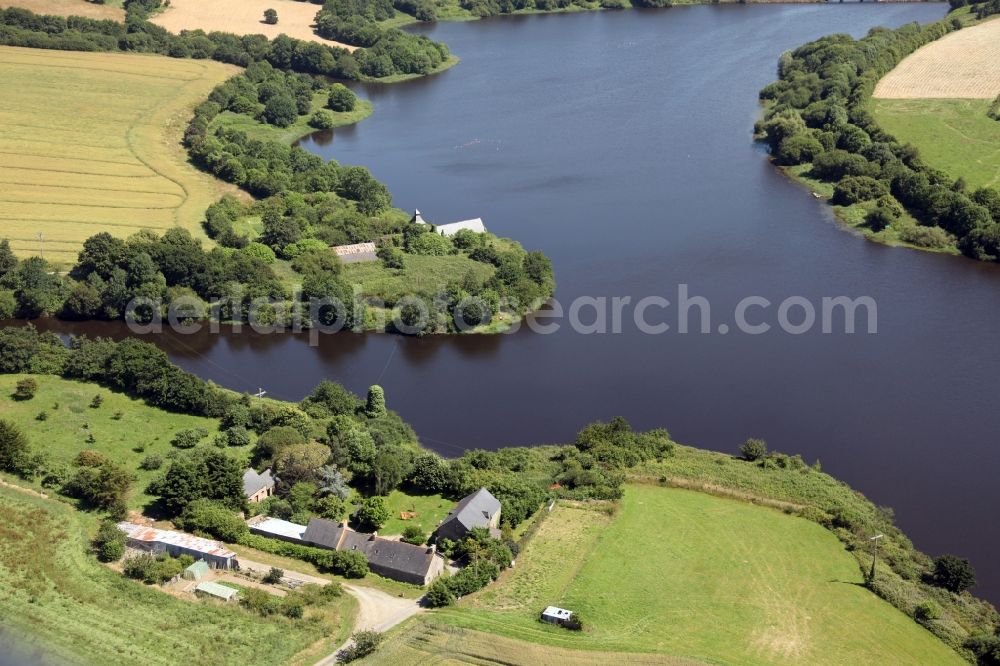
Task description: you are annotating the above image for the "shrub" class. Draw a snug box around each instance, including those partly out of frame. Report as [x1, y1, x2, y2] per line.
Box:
[355, 496, 390, 530]
[139, 454, 163, 470]
[221, 425, 251, 448]
[401, 525, 426, 545]
[263, 94, 298, 127]
[365, 385, 386, 418]
[377, 246, 405, 269]
[93, 519, 126, 562]
[423, 578, 455, 607]
[739, 438, 767, 461]
[308, 110, 336, 129]
[90, 394, 103, 408]
[408, 232, 452, 256]
[775, 133, 823, 165]
[263, 567, 284, 584]
[13, 377, 37, 400]
[864, 205, 897, 232]
[175, 499, 249, 542]
[327, 84, 357, 113]
[338, 630, 382, 663]
[241, 243, 276, 264]
[899, 224, 954, 249]
[832, 176, 889, 206]
[241, 587, 280, 615]
[171, 427, 208, 449]
[931, 554, 976, 593]
[914, 601, 940, 621]
[263, 8, 278, 24]
[123, 553, 184, 584]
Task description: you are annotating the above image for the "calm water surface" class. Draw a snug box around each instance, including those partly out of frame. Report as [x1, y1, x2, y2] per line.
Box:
[47, 4, 1000, 598]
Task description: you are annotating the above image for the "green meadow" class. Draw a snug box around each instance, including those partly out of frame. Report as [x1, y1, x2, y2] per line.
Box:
[0, 375, 243, 509]
[872, 98, 1000, 190]
[433, 484, 964, 665]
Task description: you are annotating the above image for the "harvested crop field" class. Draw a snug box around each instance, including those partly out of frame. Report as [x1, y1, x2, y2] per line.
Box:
[0, 46, 239, 264]
[873, 19, 1000, 99]
[150, 0, 354, 52]
[0, 0, 123, 21]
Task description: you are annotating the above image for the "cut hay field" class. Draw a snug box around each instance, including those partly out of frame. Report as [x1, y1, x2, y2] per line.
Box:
[434, 485, 964, 666]
[0, 46, 240, 264]
[873, 19, 1000, 99]
[0, 485, 341, 666]
[872, 98, 1000, 190]
[0, 375, 240, 510]
[0, 0, 123, 21]
[365, 619, 704, 666]
[150, 0, 354, 52]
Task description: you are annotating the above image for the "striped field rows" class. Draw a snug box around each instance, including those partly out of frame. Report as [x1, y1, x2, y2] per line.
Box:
[0, 46, 240, 264]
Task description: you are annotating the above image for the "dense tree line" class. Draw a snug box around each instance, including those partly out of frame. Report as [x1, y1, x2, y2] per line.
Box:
[458, 0, 628, 18]
[0, 1, 447, 80]
[314, 0, 450, 76]
[757, 7, 1000, 260]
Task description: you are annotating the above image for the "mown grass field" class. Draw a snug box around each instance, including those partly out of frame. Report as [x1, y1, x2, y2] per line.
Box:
[434, 485, 964, 666]
[0, 375, 245, 509]
[368, 489, 452, 537]
[364, 619, 703, 666]
[872, 98, 1000, 190]
[0, 46, 240, 264]
[0, 485, 344, 666]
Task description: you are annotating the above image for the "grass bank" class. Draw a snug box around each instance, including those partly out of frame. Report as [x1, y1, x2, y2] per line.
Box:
[0, 374, 238, 510]
[0, 46, 240, 265]
[0, 485, 343, 666]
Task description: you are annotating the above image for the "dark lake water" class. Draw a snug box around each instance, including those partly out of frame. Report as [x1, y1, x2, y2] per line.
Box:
[39, 3, 1000, 599]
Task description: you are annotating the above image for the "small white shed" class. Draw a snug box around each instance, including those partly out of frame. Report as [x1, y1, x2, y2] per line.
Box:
[540, 606, 573, 626]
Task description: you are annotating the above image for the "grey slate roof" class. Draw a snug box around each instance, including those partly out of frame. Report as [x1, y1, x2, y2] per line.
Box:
[438, 488, 501, 535]
[242, 468, 275, 498]
[302, 517, 347, 550]
[303, 518, 437, 583]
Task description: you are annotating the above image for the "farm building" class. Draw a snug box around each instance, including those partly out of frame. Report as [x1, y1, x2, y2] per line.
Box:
[302, 518, 445, 586]
[248, 516, 445, 585]
[248, 515, 307, 543]
[540, 606, 574, 626]
[195, 581, 239, 603]
[332, 241, 378, 263]
[434, 488, 502, 542]
[183, 560, 210, 581]
[243, 468, 276, 503]
[117, 522, 238, 569]
[411, 209, 487, 237]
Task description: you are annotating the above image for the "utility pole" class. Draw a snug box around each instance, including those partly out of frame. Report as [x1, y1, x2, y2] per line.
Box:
[255, 387, 267, 399]
[869, 534, 884, 581]
[37, 233, 44, 260]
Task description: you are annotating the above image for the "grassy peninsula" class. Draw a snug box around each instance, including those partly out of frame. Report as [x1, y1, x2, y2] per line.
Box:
[756, 3, 1000, 261]
[0, 4, 555, 334]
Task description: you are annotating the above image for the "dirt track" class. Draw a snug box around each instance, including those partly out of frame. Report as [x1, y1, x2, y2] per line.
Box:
[874, 19, 1000, 99]
[150, 0, 355, 52]
[237, 557, 423, 666]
